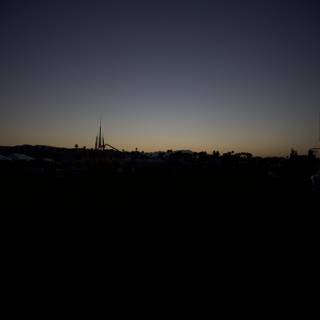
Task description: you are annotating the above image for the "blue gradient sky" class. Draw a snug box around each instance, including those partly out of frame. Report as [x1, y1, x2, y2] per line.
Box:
[1, 0, 320, 155]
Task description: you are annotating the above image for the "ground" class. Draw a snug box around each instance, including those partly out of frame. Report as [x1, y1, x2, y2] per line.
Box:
[1, 155, 319, 319]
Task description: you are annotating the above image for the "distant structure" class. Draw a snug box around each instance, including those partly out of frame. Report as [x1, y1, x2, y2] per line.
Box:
[94, 120, 120, 152]
[308, 112, 320, 158]
[95, 120, 105, 150]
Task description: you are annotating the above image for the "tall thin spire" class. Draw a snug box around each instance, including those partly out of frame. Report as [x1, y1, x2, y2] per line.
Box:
[99, 118, 102, 148]
[95, 117, 105, 150]
[93, 117, 120, 152]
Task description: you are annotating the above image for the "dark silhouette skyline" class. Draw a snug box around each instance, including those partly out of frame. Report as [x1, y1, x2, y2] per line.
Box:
[1, 138, 319, 319]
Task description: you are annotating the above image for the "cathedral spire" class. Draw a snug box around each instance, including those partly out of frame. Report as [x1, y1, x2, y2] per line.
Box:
[99, 119, 102, 147]
[95, 118, 105, 150]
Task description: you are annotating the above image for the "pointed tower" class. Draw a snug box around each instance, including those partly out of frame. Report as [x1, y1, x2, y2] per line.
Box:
[95, 119, 105, 150]
[98, 119, 102, 148]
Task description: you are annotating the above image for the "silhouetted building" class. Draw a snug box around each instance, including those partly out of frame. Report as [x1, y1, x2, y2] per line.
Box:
[95, 120, 105, 150]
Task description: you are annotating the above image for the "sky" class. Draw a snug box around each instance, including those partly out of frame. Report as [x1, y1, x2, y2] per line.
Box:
[1, 0, 320, 155]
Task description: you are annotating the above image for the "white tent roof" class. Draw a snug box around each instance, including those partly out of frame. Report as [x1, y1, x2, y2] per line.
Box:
[0, 154, 12, 161]
[9, 153, 35, 161]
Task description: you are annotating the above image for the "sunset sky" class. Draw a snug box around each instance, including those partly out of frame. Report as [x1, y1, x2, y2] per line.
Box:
[1, 0, 320, 155]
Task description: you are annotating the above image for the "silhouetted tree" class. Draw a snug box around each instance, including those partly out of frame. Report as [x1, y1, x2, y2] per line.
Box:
[308, 149, 316, 160]
[290, 148, 298, 159]
[74, 144, 78, 149]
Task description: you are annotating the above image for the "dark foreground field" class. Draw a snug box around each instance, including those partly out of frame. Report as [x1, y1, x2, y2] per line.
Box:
[1, 158, 319, 319]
